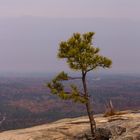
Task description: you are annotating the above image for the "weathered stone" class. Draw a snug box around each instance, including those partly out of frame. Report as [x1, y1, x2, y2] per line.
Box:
[110, 125, 126, 136]
[133, 133, 140, 140]
[122, 136, 133, 140]
[0, 110, 139, 140]
[96, 128, 112, 140]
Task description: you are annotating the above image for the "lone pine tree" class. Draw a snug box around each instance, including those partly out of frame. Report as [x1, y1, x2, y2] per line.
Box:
[48, 32, 112, 138]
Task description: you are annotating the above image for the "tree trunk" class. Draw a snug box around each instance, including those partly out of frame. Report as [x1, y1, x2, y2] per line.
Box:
[82, 72, 96, 138]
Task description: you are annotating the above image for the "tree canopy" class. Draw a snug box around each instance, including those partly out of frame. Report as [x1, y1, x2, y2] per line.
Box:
[48, 32, 112, 104]
[58, 32, 112, 72]
[48, 32, 112, 138]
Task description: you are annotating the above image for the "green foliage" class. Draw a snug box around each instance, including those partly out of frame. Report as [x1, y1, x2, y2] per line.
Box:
[48, 32, 112, 104]
[47, 72, 87, 104]
[58, 32, 112, 72]
[48, 32, 112, 137]
[54, 71, 69, 81]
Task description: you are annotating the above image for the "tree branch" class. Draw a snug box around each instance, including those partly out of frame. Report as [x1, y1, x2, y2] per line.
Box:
[68, 76, 82, 80]
[86, 68, 94, 73]
[0, 114, 6, 125]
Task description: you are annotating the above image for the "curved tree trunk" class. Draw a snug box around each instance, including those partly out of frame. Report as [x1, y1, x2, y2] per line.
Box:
[82, 72, 96, 138]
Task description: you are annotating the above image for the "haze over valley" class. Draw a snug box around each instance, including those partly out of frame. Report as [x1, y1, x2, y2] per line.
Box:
[0, 1, 140, 138]
[0, 74, 140, 131]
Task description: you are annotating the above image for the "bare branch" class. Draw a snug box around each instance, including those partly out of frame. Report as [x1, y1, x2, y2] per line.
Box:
[0, 113, 6, 125]
[68, 76, 82, 80]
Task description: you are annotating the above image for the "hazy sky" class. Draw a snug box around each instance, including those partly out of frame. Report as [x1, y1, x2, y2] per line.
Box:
[0, 0, 140, 75]
[0, 0, 140, 20]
